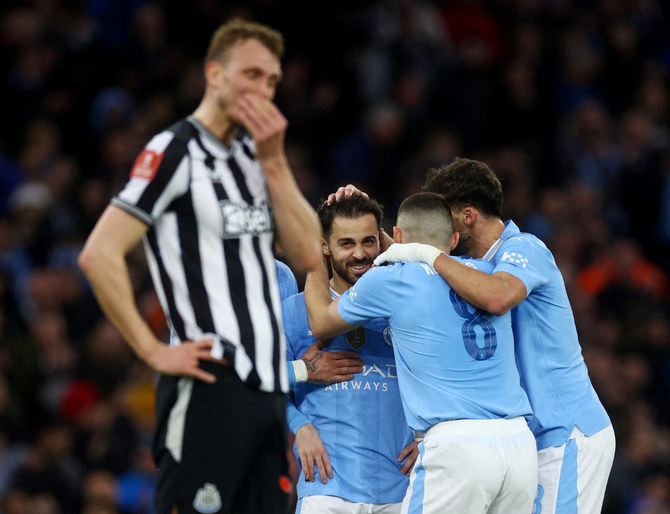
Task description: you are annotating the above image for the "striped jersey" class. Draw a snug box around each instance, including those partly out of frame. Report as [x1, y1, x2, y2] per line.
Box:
[112, 115, 288, 393]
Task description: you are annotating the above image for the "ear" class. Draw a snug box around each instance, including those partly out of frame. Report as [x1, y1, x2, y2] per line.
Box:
[321, 238, 330, 256]
[392, 226, 402, 243]
[204, 60, 222, 87]
[462, 207, 478, 228]
[449, 231, 459, 253]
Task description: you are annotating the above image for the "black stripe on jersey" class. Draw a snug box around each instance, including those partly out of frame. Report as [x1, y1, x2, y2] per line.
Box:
[227, 156, 254, 204]
[209, 175, 260, 386]
[136, 120, 193, 216]
[146, 228, 185, 339]
[191, 130, 215, 171]
[228, 155, 280, 388]
[241, 140, 255, 161]
[176, 190, 218, 336]
[139, 121, 195, 342]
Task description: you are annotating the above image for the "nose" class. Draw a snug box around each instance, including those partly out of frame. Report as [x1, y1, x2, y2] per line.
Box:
[352, 245, 365, 260]
[258, 81, 275, 100]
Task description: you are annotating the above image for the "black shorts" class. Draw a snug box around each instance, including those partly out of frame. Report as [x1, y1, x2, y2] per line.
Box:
[152, 362, 289, 513]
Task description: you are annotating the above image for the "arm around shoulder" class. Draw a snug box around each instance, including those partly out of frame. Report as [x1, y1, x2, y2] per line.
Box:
[433, 254, 527, 315]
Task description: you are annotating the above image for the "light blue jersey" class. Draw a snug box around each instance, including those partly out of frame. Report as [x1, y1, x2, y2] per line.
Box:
[337, 259, 532, 434]
[276, 259, 299, 300]
[486, 221, 611, 450]
[283, 291, 413, 504]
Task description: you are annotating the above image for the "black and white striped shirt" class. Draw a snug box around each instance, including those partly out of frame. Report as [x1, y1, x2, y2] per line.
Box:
[112, 116, 288, 393]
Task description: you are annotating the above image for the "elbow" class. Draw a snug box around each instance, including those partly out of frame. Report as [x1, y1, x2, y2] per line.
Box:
[482, 296, 515, 316]
[309, 323, 328, 340]
[288, 240, 323, 272]
[77, 248, 93, 278]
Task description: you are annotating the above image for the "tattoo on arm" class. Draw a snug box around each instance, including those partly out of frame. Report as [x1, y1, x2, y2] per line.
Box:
[301, 352, 330, 384]
[302, 352, 322, 373]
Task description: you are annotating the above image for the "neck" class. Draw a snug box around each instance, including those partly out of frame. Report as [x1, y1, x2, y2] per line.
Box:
[329, 275, 350, 296]
[192, 98, 237, 146]
[470, 218, 506, 258]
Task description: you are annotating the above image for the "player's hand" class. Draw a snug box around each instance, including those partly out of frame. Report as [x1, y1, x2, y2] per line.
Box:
[374, 243, 443, 268]
[233, 93, 287, 162]
[145, 338, 223, 383]
[326, 184, 369, 205]
[398, 440, 421, 476]
[379, 228, 394, 253]
[296, 423, 332, 483]
[300, 340, 364, 384]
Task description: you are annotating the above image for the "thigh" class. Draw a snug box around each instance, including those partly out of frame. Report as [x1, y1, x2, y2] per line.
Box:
[153, 364, 288, 514]
[488, 428, 538, 514]
[575, 425, 615, 514]
[535, 425, 615, 514]
[402, 435, 502, 514]
[232, 395, 290, 513]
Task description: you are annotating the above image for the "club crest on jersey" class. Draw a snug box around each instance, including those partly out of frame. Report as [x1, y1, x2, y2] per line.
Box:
[193, 483, 222, 513]
[346, 326, 366, 349]
[130, 149, 164, 181]
[220, 200, 273, 239]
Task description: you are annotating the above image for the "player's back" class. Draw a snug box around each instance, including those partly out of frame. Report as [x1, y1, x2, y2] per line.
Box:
[491, 225, 611, 449]
[338, 259, 532, 434]
[282, 292, 413, 504]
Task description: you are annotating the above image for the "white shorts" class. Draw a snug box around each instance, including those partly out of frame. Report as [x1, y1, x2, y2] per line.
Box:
[534, 424, 615, 514]
[297, 495, 401, 514]
[402, 417, 538, 514]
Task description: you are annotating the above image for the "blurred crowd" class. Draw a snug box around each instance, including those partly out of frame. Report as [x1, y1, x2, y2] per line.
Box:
[1, 0, 670, 512]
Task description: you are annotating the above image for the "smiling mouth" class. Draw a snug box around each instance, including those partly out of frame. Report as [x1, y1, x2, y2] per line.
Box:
[350, 262, 370, 272]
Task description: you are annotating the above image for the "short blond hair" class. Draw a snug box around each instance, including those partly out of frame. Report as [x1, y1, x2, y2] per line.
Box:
[205, 18, 284, 65]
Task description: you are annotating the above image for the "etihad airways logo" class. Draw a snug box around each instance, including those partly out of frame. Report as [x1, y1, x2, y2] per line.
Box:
[324, 363, 397, 392]
[220, 200, 273, 239]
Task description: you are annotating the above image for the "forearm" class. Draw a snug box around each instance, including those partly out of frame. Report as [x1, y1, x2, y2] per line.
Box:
[286, 395, 311, 434]
[433, 254, 522, 315]
[82, 251, 163, 361]
[262, 156, 321, 271]
[304, 261, 352, 339]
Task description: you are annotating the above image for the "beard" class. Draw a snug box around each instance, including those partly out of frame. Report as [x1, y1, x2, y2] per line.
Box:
[331, 256, 374, 287]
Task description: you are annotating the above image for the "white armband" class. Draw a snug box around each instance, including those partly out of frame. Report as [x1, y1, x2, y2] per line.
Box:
[291, 359, 309, 383]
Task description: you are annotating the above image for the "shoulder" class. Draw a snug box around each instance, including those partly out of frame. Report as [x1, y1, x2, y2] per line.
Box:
[452, 255, 494, 273]
[282, 291, 305, 312]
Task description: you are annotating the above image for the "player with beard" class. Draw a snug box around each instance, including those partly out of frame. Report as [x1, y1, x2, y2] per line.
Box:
[375, 159, 615, 514]
[282, 195, 418, 514]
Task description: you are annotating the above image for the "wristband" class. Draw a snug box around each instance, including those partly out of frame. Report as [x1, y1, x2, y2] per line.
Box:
[291, 359, 308, 383]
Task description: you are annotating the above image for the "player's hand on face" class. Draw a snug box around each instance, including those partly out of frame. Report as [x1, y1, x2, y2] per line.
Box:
[300, 340, 364, 384]
[398, 440, 421, 476]
[296, 423, 332, 483]
[326, 184, 369, 205]
[232, 93, 287, 161]
[145, 338, 222, 383]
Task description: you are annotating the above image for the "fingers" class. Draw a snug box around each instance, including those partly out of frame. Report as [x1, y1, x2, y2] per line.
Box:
[191, 368, 217, 384]
[325, 184, 368, 205]
[235, 94, 286, 145]
[315, 456, 328, 484]
[329, 350, 363, 361]
[299, 454, 313, 482]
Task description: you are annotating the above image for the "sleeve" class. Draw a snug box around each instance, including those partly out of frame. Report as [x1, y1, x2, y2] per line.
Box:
[493, 236, 550, 296]
[286, 395, 311, 434]
[337, 266, 395, 326]
[112, 130, 190, 224]
[275, 259, 299, 300]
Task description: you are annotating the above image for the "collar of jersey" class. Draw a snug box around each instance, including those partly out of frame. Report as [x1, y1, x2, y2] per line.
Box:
[329, 287, 340, 300]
